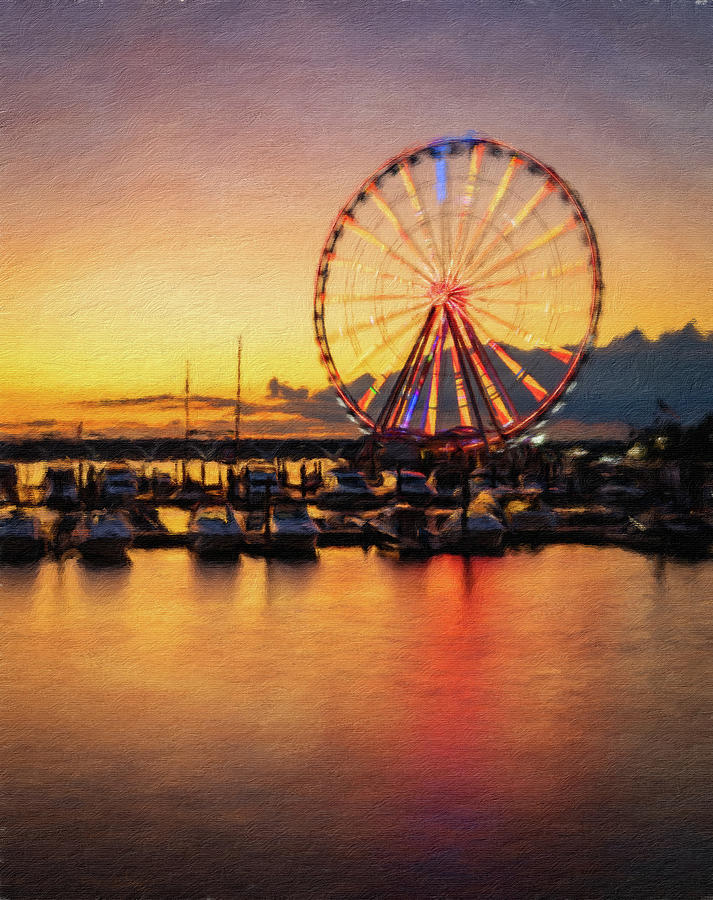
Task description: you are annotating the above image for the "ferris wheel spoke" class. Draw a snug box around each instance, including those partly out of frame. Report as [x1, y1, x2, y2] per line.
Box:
[400, 334, 439, 428]
[468, 214, 580, 284]
[468, 180, 557, 274]
[342, 215, 433, 283]
[475, 256, 590, 293]
[357, 372, 391, 412]
[432, 148, 455, 279]
[451, 307, 518, 428]
[344, 309, 433, 379]
[453, 142, 486, 264]
[377, 305, 439, 430]
[460, 309, 552, 403]
[330, 292, 428, 304]
[467, 303, 573, 363]
[409, 330, 440, 431]
[483, 339, 550, 403]
[327, 257, 425, 290]
[470, 295, 554, 307]
[366, 184, 437, 278]
[344, 302, 431, 341]
[455, 156, 523, 280]
[399, 161, 445, 274]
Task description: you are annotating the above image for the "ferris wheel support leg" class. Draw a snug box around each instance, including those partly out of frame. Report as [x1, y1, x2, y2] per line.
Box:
[395, 325, 441, 431]
[388, 323, 436, 430]
[443, 307, 492, 455]
[376, 305, 438, 432]
[455, 308, 518, 424]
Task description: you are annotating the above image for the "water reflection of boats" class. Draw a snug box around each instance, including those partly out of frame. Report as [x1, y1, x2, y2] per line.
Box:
[72, 511, 133, 563]
[44, 466, 80, 510]
[0, 509, 46, 562]
[188, 505, 243, 558]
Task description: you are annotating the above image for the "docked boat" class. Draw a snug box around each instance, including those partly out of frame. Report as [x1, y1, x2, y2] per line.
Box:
[551, 504, 627, 543]
[150, 470, 177, 500]
[364, 504, 438, 556]
[438, 492, 505, 553]
[393, 470, 436, 507]
[238, 465, 282, 509]
[314, 471, 380, 510]
[596, 481, 647, 504]
[426, 465, 469, 507]
[265, 502, 319, 555]
[171, 478, 213, 508]
[0, 464, 20, 506]
[312, 510, 369, 547]
[503, 497, 558, 540]
[72, 510, 133, 562]
[188, 504, 243, 558]
[0, 509, 46, 562]
[624, 508, 712, 555]
[99, 465, 139, 506]
[44, 466, 80, 510]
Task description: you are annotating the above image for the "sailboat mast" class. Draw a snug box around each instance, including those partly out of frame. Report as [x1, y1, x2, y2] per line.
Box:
[184, 359, 190, 443]
[234, 337, 242, 450]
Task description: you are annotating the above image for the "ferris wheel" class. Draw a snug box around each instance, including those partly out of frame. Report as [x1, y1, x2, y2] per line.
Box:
[314, 133, 602, 448]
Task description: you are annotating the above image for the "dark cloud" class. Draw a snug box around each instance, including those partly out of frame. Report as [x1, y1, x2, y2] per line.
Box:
[78, 394, 259, 414]
[266, 378, 309, 402]
[0, 418, 58, 428]
[79, 394, 177, 408]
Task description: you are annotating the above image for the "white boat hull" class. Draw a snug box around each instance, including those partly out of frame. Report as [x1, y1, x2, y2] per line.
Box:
[439, 515, 505, 553]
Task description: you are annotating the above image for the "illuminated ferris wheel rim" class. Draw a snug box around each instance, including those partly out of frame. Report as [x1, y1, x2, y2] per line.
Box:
[314, 132, 603, 445]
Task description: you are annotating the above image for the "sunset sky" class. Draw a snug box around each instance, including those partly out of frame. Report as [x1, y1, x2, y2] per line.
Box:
[2, 0, 712, 438]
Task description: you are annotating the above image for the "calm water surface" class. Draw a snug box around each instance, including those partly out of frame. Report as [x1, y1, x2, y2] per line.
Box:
[3, 546, 713, 898]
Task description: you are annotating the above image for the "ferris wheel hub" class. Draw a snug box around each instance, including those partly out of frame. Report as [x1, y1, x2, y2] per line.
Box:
[428, 278, 469, 309]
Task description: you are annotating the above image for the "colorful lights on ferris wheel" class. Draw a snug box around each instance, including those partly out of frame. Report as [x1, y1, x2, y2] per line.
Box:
[314, 132, 602, 448]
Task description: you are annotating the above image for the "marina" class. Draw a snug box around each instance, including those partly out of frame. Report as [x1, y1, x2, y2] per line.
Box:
[1, 442, 713, 563]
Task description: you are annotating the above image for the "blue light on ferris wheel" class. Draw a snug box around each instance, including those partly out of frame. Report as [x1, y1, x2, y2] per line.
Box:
[435, 153, 447, 205]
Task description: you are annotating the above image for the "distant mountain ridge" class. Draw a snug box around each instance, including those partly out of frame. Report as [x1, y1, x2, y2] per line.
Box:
[549, 321, 713, 429]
